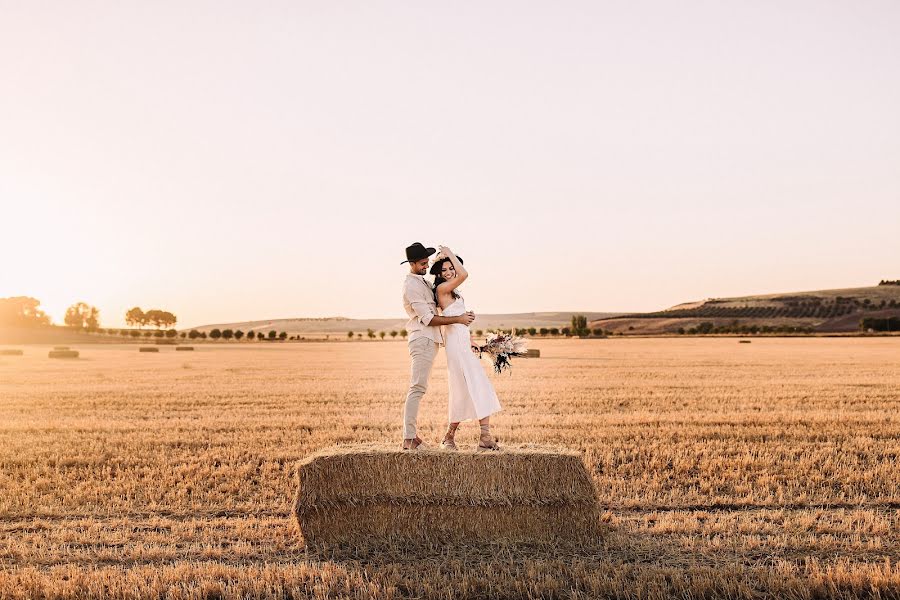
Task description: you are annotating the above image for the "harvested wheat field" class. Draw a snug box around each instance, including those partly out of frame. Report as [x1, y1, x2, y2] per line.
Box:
[1, 338, 900, 599]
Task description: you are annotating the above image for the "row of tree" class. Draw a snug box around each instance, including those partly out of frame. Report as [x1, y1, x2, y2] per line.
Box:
[0, 297, 183, 333]
[76, 327, 296, 341]
[205, 329, 288, 340]
[190, 325, 607, 341]
[860, 317, 900, 332]
[342, 315, 606, 340]
[676, 322, 815, 335]
[348, 329, 408, 340]
[878, 280, 900, 286]
[78, 328, 177, 338]
[63, 304, 179, 331]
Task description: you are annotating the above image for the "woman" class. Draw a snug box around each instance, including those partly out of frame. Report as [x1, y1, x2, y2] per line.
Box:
[431, 245, 501, 451]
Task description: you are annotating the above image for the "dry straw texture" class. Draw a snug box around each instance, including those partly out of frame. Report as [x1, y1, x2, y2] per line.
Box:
[0, 349, 23, 356]
[47, 350, 78, 359]
[138, 346, 159, 352]
[294, 443, 600, 545]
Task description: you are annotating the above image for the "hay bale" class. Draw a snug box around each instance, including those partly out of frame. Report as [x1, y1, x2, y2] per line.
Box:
[739, 340, 752, 344]
[294, 444, 601, 547]
[48, 350, 79, 359]
[53, 346, 70, 351]
[0, 349, 24, 356]
[525, 348, 541, 358]
[175, 346, 194, 351]
[138, 347, 159, 353]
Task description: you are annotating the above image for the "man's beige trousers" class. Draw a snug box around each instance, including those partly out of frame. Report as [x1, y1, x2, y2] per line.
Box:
[403, 337, 438, 439]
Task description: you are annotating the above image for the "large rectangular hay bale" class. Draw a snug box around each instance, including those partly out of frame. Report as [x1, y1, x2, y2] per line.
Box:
[175, 346, 194, 351]
[525, 348, 541, 358]
[0, 349, 24, 356]
[139, 347, 159, 353]
[48, 350, 79, 359]
[294, 444, 601, 546]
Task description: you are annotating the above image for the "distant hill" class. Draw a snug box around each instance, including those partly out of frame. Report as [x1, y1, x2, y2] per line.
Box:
[186, 311, 623, 336]
[591, 284, 900, 335]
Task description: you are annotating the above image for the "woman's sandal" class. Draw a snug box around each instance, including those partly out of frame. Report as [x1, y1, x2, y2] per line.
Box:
[477, 425, 500, 451]
[441, 424, 459, 451]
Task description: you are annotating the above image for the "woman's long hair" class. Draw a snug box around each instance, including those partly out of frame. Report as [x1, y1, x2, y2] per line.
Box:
[432, 258, 461, 305]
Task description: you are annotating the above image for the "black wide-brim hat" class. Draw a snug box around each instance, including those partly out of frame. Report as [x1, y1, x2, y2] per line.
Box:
[400, 242, 436, 264]
[429, 255, 463, 276]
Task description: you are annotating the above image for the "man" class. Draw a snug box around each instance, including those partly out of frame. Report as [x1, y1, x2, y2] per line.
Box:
[400, 242, 476, 450]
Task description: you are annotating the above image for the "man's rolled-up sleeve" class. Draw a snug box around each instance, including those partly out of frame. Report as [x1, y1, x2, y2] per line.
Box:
[410, 299, 435, 326]
[408, 284, 436, 326]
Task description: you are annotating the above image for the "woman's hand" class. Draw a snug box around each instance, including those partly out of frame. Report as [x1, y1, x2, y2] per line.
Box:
[438, 245, 453, 257]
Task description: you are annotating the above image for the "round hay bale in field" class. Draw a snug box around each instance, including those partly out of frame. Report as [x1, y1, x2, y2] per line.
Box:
[175, 346, 194, 351]
[293, 444, 601, 548]
[0, 349, 24, 356]
[138, 347, 159, 353]
[48, 350, 79, 359]
[53, 346, 70, 351]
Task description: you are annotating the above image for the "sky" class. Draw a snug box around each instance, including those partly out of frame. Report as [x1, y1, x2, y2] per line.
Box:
[2, 1, 899, 328]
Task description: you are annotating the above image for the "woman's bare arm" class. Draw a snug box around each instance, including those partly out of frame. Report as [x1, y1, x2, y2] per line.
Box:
[431, 313, 475, 326]
[436, 245, 468, 294]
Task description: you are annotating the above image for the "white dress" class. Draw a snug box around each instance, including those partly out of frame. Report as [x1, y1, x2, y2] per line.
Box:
[440, 295, 502, 423]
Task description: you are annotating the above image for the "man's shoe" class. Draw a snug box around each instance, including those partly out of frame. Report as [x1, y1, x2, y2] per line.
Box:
[402, 436, 425, 450]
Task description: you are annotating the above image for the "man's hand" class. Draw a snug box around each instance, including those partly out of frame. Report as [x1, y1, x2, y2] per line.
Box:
[456, 311, 475, 326]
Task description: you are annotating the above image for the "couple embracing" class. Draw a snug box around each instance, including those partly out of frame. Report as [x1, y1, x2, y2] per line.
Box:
[400, 242, 501, 452]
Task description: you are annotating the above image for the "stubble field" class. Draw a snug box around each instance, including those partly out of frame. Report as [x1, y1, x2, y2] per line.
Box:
[1, 338, 899, 599]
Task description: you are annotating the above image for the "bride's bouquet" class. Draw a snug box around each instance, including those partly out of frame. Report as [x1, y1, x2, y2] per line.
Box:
[472, 331, 528, 374]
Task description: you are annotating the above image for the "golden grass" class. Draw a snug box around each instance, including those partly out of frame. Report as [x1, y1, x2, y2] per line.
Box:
[1, 338, 899, 598]
[294, 443, 600, 546]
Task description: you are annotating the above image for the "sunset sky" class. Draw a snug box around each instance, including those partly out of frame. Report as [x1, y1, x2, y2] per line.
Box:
[2, 1, 899, 328]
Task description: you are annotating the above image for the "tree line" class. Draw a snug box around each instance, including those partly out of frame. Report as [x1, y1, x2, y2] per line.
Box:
[342, 315, 605, 340]
[676, 322, 816, 335]
[204, 329, 289, 340]
[73, 328, 296, 341]
[0, 297, 183, 333]
[860, 317, 900, 332]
